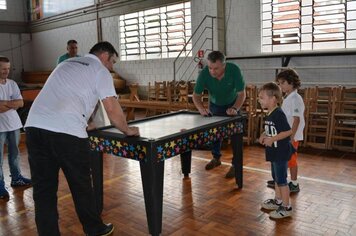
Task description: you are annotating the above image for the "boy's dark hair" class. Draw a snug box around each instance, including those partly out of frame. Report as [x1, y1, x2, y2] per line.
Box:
[276, 68, 301, 89]
[207, 51, 226, 64]
[0, 56, 10, 63]
[260, 82, 282, 104]
[67, 39, 78, 45]
[89, 41, 118, 58]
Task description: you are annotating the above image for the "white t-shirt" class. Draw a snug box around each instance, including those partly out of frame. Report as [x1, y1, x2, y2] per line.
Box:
[0, 79, 23, 132]
[25, 54, 116, 138]
[281, 90, 305, 141]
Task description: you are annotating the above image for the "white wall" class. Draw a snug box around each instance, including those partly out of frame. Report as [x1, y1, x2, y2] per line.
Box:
[0, 0, 355, 86]
[30, 21, 98, 71]
[0, 0, 27, 22]
[0, 0, 31, 82]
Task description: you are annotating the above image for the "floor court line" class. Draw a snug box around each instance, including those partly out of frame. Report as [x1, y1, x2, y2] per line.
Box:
[192, 156, 356, 190]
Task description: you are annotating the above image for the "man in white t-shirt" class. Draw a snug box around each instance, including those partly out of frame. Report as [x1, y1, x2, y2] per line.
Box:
[25, 42, 139, 236]
[0, 56, 32, 199]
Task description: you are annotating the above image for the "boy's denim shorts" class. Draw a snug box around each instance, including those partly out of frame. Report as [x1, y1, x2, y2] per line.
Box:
[271, 160, 288, 186]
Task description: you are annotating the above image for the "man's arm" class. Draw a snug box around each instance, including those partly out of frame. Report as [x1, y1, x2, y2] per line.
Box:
[226, 89, 246, 116]
[101, 96, 139, 136]
[232, 89, 246, 110]
[192, 92, 210, 116]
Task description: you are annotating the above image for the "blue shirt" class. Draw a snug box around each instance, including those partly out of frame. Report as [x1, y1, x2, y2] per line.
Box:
[264, 107, 294, 162]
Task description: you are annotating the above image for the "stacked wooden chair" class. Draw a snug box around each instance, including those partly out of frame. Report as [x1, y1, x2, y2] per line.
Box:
[242, 84, 258, 145]
[303, 86, 334, 149]
[329, 87, 356, 152]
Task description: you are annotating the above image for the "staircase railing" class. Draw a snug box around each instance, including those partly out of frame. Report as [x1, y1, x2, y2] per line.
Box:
[173, 15, 216, 87]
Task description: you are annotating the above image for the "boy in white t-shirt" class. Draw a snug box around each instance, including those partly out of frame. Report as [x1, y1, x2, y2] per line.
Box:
[0, 56, 31, 199]
[267, 68, 305, 193]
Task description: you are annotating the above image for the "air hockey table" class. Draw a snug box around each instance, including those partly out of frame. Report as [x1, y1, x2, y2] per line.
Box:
[89, 110, 245, 236]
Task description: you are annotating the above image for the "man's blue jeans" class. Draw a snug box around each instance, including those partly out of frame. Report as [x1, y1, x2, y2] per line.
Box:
[0, 129, 21, 185]
[209, 101, 236, 163]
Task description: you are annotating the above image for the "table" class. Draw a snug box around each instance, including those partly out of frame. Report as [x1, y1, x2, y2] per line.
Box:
[89, 111, 245, 236]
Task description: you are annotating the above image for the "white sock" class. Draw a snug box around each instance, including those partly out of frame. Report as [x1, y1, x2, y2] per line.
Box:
[291, 180, 298, 185]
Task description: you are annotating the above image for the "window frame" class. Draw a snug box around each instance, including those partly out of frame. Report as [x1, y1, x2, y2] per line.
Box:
[119, 1, 192, 61]
[261, 0, 356, 53]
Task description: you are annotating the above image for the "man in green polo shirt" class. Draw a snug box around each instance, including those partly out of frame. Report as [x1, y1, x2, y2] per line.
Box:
[57, 39, 80, 65]
[192, 51, 246, 178]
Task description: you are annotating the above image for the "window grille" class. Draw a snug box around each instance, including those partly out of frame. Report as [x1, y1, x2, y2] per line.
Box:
[262, 0, 356, 52]
[0, 0, 6, 10]
[119, 1, 191, 61]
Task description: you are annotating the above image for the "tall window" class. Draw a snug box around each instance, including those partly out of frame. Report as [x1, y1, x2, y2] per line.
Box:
[262, 0, 356, 52]
[119, 2, 192, 61]
[0, 0, 6, 10]
[42, 0, 94, 18]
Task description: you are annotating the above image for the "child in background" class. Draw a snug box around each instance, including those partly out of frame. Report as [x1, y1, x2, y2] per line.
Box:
[259, 82, 294, 219]
[267, 68, 305, 193]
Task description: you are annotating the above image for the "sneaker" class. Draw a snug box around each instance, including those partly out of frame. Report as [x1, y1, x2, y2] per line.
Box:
[205, 158, 221, 170]
[0, 185, 9, 199]
[269, 205, 293, 219]
[11, 175, 32, 187]
[289, 182, 300, 193]
[225, 166, 235, 179]
[86, 223, 114, 236]
[267, 180, 275, 188]
[261, 199, 282, 210]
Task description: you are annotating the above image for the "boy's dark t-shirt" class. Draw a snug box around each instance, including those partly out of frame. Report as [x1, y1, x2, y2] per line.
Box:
[263, 107, 294, 162]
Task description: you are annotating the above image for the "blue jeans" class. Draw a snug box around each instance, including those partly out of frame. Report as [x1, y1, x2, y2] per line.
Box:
[0, 129, 21, 185]
[271, 160, 288, 186]
[209, 101, 236, 163]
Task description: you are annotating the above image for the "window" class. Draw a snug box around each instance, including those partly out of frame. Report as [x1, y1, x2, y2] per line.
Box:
[0, 0, 6, 10]
[262, 0, 356, 52]
[119, 2, 192, 61]
[42, 0, 94, 18]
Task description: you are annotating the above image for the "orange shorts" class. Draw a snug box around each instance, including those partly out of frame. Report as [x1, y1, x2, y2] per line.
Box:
[288, 141, 299, 168]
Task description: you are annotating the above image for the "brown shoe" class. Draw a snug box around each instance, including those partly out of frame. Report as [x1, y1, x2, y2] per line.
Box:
[225, 166, 235, 179]
[205, 158, 221, 170]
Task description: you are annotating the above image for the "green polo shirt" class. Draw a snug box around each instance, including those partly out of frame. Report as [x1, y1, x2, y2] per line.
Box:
[194, 62, 245, 106]
[57, 53, 81, 65]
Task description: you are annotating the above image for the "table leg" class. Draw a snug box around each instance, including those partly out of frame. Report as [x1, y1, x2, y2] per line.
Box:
[180, 151, 192, 177]
[231, 133, 243, 188]
[140, 159, 164, 236]
[90, 151, 104, 214]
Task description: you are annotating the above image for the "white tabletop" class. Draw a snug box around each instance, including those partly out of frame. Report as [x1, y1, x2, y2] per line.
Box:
[104, 113, 229, 139]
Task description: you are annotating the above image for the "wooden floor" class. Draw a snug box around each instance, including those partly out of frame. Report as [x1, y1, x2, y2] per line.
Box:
[1, 135, 356, 235]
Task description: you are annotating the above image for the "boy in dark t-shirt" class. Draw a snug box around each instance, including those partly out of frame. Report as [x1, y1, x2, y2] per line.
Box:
[258, 82, 294, 219]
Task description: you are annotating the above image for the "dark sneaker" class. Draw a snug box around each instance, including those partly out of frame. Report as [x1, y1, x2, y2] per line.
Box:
[261, 199, 282, 210]
[0, 185, 9, 199]
[86, 223, 114, 236]
[225, 166, 235, 179]
[289, 182, 300, 193]
[269, 205, 293, 219]
[267, 180, 275, 188]
[205, 158, 221, 170]
[11, 175, 32, 187]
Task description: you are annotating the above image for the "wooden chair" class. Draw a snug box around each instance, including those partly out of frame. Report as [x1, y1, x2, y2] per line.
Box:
[242, 84, 258, 145]
[329, 87, 356, 152]
[146, 81, 171, 116]
[303, 86, 334, 149]
[125, 84, 140, 121]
